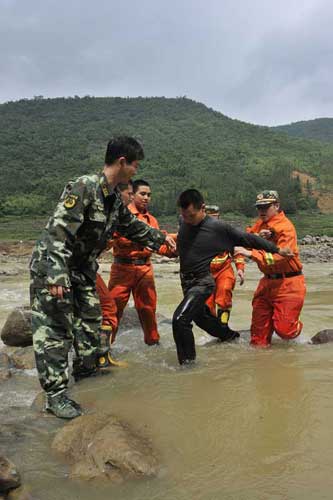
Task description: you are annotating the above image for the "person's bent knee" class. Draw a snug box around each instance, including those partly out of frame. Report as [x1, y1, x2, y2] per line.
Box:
[274, 319, 303, 340]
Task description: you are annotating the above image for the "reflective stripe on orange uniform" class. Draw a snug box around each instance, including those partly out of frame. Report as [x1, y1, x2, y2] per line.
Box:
[108, 203, 160, 345]
[247, 211, 306, 346]
[206, 252, 245, 316]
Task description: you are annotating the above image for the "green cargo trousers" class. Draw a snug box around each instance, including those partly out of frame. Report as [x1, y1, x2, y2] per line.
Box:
[30, 279, 102, 395]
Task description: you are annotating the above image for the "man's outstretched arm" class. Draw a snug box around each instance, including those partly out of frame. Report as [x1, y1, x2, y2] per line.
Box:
[226, 224, 293, 256]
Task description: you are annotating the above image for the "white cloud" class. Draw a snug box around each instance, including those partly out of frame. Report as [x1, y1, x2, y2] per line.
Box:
[0, 0, 332, 124]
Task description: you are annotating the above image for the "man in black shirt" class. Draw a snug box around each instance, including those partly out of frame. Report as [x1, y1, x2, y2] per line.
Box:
[173, 189, 293, 365]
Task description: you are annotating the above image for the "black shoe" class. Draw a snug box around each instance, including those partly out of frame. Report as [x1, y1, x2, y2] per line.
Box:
[73, 359, 115, 381]
[72, 357, 99, 382]
[217, 328, 240, 342]
[45, 392, 82, 419]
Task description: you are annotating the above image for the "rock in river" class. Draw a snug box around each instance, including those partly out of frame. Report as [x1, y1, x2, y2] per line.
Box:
[52, 412, 159, 482]
[0, 456, 21, 494]
[310, 329, 333, 344]
[1, 307, 32, 347]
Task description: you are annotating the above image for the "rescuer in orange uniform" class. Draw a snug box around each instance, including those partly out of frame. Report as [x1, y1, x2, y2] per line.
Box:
[95, 181, 134, 368]
[204, 205, 245, 336]
[108, 179, 168, 345]
[234, 190, 306, 347]
[95, 181, 134, 337]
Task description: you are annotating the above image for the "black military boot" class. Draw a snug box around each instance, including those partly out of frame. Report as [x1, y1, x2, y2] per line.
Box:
[45, 391, 82, 419]
[72, 356, 99, 382]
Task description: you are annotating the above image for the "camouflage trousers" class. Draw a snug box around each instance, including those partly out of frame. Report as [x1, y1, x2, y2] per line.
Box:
[30, 279, 102, 395]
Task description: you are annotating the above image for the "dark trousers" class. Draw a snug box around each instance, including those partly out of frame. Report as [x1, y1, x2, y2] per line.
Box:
[172, 273, 235, 364]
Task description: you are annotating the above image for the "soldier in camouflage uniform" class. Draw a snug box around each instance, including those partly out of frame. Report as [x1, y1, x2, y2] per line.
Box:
[30, 136, 175, 419]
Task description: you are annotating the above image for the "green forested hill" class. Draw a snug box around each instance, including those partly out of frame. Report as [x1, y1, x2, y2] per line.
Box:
[0, 96, 332, 218]
[273, 118, 333, 143]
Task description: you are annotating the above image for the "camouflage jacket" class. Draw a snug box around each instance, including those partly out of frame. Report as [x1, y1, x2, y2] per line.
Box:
[30, 173, 166, 287]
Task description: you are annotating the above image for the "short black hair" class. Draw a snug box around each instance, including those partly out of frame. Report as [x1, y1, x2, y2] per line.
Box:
[117, 180, 133, 192]
[105, 136, 144, 165]
[133, 179, 150, 194]
[177, 189, 205, 209]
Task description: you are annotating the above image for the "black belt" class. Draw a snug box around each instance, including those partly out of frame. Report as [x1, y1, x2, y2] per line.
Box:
[114, 256, 150, 266]
[265, 271, 303, 280]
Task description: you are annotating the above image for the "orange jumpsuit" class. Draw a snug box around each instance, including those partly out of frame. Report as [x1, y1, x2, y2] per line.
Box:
[206, 252, 245, 321]
[95, 272, 118, 335]
[107, 203, 165, 345]
[247, 211, 306, 347]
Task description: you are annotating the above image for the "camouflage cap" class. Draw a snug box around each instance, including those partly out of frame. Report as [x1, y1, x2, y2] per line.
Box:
[255, 190, 280, 206]
[205, 204, 220, 214]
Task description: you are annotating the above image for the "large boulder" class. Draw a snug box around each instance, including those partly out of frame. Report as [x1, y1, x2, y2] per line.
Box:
[0, 456, 21, 494]
[310, 329, 333, 344]
[117, 307, 142, 331]
[52, 413, 159, 482]
[1, 307, 32, 347]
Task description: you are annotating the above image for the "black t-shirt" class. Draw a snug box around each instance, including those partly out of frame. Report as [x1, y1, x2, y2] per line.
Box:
[177, 215, 279, 275]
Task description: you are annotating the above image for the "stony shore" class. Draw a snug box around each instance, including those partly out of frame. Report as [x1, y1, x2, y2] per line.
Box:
[297, 234, 333, 263]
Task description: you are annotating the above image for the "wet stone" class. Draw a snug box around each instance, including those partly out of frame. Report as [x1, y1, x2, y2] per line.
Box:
[1, 307, 32, 347]
[0, 456, 21, 494]
[52, 412, 159, 482]
[118, 305, 168, 332]
[310, 329, 333, 344]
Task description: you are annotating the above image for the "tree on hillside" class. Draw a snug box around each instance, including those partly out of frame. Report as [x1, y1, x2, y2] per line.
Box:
[0, 96, 328, 217]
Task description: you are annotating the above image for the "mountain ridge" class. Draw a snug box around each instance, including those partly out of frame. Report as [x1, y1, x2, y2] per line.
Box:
[0, 96, 332, 216]
[272, 117, 333, 144]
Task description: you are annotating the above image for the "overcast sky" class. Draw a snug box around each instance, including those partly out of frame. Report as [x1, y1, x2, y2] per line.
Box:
[1, 0, 333, 125]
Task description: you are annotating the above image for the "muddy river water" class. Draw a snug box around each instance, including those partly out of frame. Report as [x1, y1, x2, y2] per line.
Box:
[0, 261, 332, 500]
